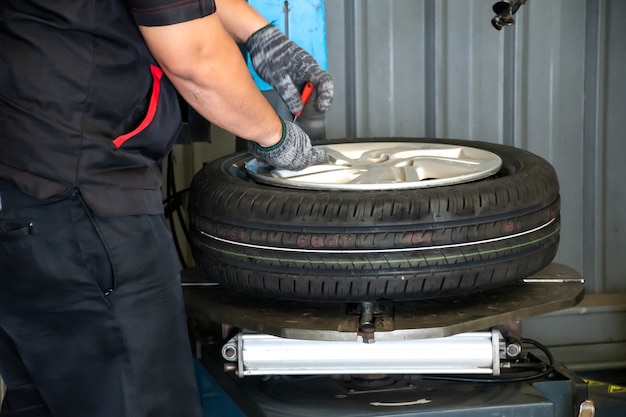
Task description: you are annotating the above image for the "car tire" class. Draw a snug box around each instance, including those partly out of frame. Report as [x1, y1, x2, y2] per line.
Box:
[188, 138, 560, 302]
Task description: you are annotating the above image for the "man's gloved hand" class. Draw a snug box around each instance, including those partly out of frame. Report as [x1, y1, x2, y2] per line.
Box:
[246, 25, 334, 116]
[248, 119, 329, 171]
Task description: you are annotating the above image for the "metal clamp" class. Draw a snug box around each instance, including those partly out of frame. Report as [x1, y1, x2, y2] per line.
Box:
[578, 400, 596, 417]
[491, 0, 528, 30]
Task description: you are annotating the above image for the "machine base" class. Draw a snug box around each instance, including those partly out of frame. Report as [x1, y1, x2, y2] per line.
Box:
[194, 349, 595, 417]
[182, 263, 626, 416]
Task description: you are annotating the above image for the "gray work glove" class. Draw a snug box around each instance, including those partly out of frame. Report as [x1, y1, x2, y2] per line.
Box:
[246, 25, 334, 116]
[248, 119, 329, 171]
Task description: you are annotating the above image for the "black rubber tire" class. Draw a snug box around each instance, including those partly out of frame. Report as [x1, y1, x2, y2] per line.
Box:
[188, 138, 560, 302]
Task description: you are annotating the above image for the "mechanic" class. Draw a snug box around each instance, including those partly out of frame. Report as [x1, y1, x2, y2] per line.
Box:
[0, 0, 333, 415]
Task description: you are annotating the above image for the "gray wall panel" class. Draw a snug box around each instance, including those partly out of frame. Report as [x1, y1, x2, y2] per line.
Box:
[326, 0, 427, 138]
[582, 0, 608, 294]
[604, 0, 626, 292]
[521, 0, 588, 275]
[435, 1, 506, 142]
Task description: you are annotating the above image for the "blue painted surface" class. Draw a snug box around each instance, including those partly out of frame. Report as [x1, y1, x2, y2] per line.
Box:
[247, 0, 327, 91]
[194, 360, 245, 417]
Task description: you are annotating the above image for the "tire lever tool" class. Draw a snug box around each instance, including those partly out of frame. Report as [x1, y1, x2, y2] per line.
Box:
[293, 81, 315, 122]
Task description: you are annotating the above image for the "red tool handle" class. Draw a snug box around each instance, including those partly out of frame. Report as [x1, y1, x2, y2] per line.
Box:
[295, 81, 315, 118]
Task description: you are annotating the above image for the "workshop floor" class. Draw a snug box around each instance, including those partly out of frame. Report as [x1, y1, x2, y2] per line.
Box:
[576, 368, 626, 386]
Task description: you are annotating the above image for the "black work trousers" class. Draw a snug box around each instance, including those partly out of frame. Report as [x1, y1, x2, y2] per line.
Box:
[0, 182, 202, 417]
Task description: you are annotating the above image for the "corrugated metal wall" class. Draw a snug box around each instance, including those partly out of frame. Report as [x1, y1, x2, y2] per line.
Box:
[324, 0, 626, 296]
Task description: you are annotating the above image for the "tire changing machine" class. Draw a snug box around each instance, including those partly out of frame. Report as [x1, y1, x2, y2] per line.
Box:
[182, 263, 623, 417]
[182, 2, 623, 415]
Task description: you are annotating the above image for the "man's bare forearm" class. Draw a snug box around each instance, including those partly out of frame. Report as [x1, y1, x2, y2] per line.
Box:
[139, 13, 282, 147]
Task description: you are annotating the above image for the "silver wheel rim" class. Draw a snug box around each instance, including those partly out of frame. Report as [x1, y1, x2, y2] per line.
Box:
[245, 142, 503, 191]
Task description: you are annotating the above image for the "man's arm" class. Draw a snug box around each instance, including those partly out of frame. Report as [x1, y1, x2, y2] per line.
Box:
[138, 11, 281, 147]
[138, 0, 332, 170]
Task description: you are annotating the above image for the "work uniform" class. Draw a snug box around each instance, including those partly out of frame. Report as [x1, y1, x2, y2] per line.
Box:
[0, 0, 215, 415]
